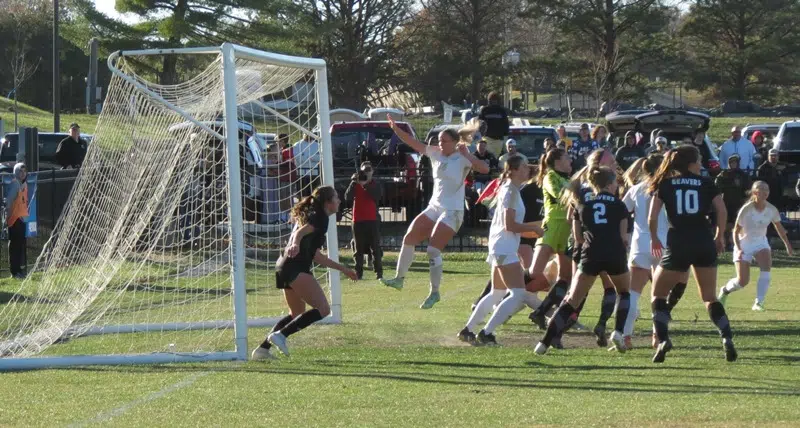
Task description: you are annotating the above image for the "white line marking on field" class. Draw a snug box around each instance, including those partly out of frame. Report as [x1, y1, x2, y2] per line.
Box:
[68, 371, 211, 427]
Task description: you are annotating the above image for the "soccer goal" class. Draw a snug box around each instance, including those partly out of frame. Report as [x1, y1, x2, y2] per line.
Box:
[0, 44, 340, 370]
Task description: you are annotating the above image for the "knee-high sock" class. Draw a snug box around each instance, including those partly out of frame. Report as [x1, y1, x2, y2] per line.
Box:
[652, 298, 670, 343]
[484, 288, 526, 334]
[708, 301, 733, 339]
[534, 279, 569, 316]
[427, 247, 443, 293]
[395, 244, 415, 278]
[541, 302, 576, 346]
[723, 278, 743, 295]
[614, 291, 631, 334]
[563, 296, 587, 332]
[466, 289, 505, 332]
[260, 314, 293, 348]
[280, 309, 323, 337]
[597, 288, 617, 328]
[756, 271, 771, 303]
[667, 282, 687, 313]
[524, 291, 542, 310]
[474, 279, 493, 307]
[624, 290, 641, 336]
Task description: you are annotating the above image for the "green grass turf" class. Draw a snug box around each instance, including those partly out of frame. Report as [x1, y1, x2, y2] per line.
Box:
[1, 251, 799, 427]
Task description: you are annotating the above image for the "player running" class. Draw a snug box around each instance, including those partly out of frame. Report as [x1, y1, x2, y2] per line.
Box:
[382, 115, 490, 309]
[719, 181, 793, 311]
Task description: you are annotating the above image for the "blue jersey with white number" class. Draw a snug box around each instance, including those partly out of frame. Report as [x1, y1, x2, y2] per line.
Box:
[656, 173, 719, 236]
[577, 190, 627, 261]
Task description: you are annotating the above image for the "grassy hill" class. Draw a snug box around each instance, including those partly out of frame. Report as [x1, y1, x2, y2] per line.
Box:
[0, 97, 98, 134]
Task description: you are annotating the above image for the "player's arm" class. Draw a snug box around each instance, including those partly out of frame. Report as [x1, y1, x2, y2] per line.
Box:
[504, 207, 544, 235]
[711, 194, 727, 253]
[572, 214, 584, 246]
[387, 114, 427, 154]
[458, 144, 490, 174]
[314, 249, 358, 280]
[648, 194, 664, 258]
[620, 217, 629, 249]
[285, 223, 314, 257]
[732, 208, 744, 251]
[772, 218, 794, 256]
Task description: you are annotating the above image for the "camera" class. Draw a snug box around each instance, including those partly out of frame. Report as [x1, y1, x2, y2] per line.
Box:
[358, 171, 368, 181]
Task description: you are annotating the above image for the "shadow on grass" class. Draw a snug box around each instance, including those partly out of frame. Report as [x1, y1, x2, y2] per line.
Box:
[0, 291, 31, 304]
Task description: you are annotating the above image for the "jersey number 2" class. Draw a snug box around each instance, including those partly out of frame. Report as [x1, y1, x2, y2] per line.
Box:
[675, 189, 699, 214]
[593, 203, 607, 224]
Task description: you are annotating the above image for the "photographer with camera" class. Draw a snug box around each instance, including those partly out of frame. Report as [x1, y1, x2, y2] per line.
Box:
[345, 162, 384, 280]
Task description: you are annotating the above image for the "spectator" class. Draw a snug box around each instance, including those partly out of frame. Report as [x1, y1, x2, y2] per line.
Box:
[262, 143, 281, 224]
[478, 91, 510, 156]
[691, 131, 713, 169]
[344, 162, 383, 280]
[278, 134, 297, 221]
[592, 125, 609, 148]
[544, 137, 556, 152]
[568, 123, 599, 170]
[293, 133, 320, 199]
[757, 148, 784, 209]
[615, 131, 645, 171]
[5, 163, 29, 279]
[715, 154, 752, 248]
[472, 138, 499, 193]
[55, 123, 88, 169]
[719, 126, 756, 171]
[556, 125, 572, 150]
[498, 139, 528, 170]
[751, 131, 770, 167]
[646, 136, 670, 155]
[649, 128, 663, 147]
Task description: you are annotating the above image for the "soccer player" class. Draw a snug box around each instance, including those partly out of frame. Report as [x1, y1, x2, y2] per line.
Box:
[251, 186, 358, 360]
[648, 145, 736, 363]
[719, 181, 793, 311]
[459, 156, 543, 344]
[535, 166, 631, 354]
[382, 115, 490, 309]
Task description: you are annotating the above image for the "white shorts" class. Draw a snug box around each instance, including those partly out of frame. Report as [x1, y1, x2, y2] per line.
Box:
[486, 253, 520, 267]
[629, 252, 658, 270]
[422, 205, 464, 232]
[734, 237, 770, 263]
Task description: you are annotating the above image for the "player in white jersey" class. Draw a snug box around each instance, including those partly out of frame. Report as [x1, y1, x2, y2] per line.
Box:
[719, 181, 793, 311]
[383, 115, 490, 309]
[458, 156, 543, 345]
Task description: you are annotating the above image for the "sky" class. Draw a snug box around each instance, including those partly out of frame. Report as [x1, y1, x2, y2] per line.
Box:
[93, 0, 139, 24]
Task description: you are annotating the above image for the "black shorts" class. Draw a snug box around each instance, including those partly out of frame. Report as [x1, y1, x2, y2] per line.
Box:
[579, 257, 628, 276]
[568, 240, 581, 264]
[520, 237, 537, 248]
[660, 234, 717, 272]
[275, 263, 311, 289]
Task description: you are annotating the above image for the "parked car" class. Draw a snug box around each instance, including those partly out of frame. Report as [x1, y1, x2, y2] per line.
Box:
[606, 109, 721, 175]
[771, 119, 800, 207]
[506, 125, 558, 162]
[0, 132, 93, 172]
[329, 120, 421, 220]
[561, 122, 598, 140]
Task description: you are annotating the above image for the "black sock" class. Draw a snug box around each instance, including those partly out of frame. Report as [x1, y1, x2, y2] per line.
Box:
[474, 279, 492, 307]
[260, 314, 293, 349]
[614, 291, 631, 333]
[652, 298, 670, 343]
[708, 301, 733, 340]
[564, 297, 587, 331]
[535, 279, 569, 316]
[280, 309, 324, 337]
[523, 272, 532, 285]
[597, 288, 617, 328]
[667, 282, 687, 313]
[541, 302, 576, 346]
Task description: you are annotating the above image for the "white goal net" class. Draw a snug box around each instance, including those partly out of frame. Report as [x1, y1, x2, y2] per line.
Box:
[0, 44, 339, 369]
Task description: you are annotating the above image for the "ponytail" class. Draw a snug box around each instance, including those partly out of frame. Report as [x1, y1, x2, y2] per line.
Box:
[647, 145, 698, 194]
[537, 148, 566, 187]
[501, 155, 525, 181]
[290, 185, 336, 225]
[587, 166, 617, 195]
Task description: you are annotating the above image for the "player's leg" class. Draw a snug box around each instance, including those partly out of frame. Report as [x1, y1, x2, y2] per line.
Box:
[694, 265, 737, 362]
[252, 285, 303, 361]
[461, 265, 506, 342]
[625, 265, 651, 347]
[608, 270, 631, 353]
[651, 266, 686, 363]
[535, 271, 595, 354]
[420, 212, 461, 309]
[381, 208, 436, 289]
[480, 260, 526, 343]
[752, 249, 772, 311]
[719, 259, 751, 307]
[593, 272, 617, 347]
[268, 273, 332, 356]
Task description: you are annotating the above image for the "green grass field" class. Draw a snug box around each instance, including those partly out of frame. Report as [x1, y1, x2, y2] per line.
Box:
[1, 251, 799, 427]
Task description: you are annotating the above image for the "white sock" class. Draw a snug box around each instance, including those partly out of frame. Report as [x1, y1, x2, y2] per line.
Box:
[524, 291, 542, 310]
[756, 271, 771, 303]
[484, 288, 526, 334]
[723, 278, 743, 294]
[395, 244, 415, 278]
[466, 289, 505, 332]
[624, 290, 641, 336]
[427, 247, 443, 293]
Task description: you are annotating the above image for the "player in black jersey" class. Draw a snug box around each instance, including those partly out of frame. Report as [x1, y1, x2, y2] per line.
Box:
[648, 145, 737, 363]
[535, 165, 631, 354]
[251, 186, 358, 360]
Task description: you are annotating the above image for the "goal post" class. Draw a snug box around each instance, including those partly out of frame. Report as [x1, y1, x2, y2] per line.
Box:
[0, 43, 339, 370]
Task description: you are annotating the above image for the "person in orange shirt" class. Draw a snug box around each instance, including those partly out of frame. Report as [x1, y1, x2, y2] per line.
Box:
[6, 163, 29, 279]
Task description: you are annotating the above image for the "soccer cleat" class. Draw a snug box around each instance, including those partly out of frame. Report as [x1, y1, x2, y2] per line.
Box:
[529, 311, 547, 330]
[594, 324, 608, 347]
[570, 321, 588, 332]
[457, 327, 476, 343]
[267, 332, 290, 356]
[551, 336, 564, 349]
[420, 291, 441, 309]
[250, 346, 276, 361]
[652, 339, 673, 363]
[623, 335, 633, 351]
[609, 331, 626, 353]
[723, 338, 738, 362]
[476, 330, 497, 346]
[752, 301, 765, 312]
[534, 342, 548, 355]
[381, 276, 404, 290]
[718, 288, 728, 306]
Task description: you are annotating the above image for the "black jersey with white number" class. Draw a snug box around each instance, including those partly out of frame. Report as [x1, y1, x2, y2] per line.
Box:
[276, 209, 329, 272]
[521, 182, 544, 223]
[657, 173, 719, 235]
[577, 190, 628, 260]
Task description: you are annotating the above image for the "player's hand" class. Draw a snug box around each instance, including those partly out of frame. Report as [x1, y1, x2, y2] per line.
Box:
[651, 238, 663, 260]
[457, 142, 469, 156]
[715, 236, 725, 254]
[285, 244, 300, 258]
[387, 114, 397, 131]
[342, 267, 358, 281]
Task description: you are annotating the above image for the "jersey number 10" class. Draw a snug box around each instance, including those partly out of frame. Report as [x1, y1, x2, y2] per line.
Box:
[675, 189, 699, 214]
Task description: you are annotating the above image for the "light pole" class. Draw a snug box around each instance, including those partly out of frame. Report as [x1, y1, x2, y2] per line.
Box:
[53, 0, 60, 131]
[502, 50, 520, 111]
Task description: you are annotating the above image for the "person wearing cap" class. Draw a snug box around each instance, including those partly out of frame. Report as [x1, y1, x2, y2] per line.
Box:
[472, 138, 499, 193]
[648, 136, 671, 154]
[5, 163, 30, 278]
[56, 123, 88, 169]
[757, 148, 784, 209]
[498, 138, 528, 170]
[615, 130, 645, 170]
[478, 92, 510, 156]
[751, 130, 770, 167]
[567, 123, 599, 171]
[715, 153, 752, 248]
[719, 126, 756, 171]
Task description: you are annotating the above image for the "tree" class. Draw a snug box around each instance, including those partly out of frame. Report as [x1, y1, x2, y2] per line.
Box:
[5, 1, 47, 130]
[679, 0, 800, 102]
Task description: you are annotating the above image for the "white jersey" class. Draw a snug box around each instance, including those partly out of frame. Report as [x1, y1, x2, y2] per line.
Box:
[488, 180, 525, 256]
[736, 201, 780, 243]
[622, 182, 668, 247]
[426, 146, 473, 210]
